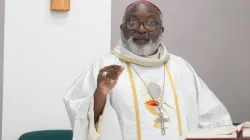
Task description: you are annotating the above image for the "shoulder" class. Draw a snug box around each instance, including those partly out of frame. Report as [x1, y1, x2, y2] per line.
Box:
[92, 52, 120, 68]
[168, 53, 194, 71]
[167, 54, 201, 91]
[73, 52, 119, 83]
[95, 52, 118, 61]
[167, 53, 198, 80]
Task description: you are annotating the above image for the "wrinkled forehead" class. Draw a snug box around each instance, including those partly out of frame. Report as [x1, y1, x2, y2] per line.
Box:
[124, 1, 162, 21]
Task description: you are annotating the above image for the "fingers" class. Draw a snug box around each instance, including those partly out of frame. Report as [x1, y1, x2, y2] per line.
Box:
[99, 77, 114, 86]
[99, 67, 117, 80]
[112, 65, 124, 77]
[99, 65, 124, 80]
[110, 65, 124, 71]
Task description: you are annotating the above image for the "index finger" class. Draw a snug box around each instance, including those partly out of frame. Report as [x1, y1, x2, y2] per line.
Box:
[110, 65, 124, 77]
[110, 65, 124, 71]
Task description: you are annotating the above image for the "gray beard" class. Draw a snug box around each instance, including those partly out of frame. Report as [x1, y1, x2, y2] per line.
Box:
[121, 32, 162, 57]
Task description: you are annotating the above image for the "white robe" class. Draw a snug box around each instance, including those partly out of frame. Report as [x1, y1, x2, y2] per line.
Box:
[63, 41, 232, 140]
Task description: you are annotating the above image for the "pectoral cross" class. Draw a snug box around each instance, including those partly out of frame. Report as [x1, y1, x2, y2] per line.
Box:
[154, 108, 169, 135]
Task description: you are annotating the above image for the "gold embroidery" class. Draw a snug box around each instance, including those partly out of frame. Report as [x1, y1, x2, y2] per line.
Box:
[126, 62, 142, 140]
[164, 63, 183, 136]
[144, 99, 169, 129]
[112, 50, 169, 66]
[97, 115, 102, 133]
[126, 61, 183, 137]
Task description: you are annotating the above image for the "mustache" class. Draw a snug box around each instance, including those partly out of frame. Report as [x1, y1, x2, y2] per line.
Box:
[132, 34, 150, 40]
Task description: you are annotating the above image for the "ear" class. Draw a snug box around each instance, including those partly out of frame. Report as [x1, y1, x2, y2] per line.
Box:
[120, 24, 123, 30]
[161, 26, 164, 33]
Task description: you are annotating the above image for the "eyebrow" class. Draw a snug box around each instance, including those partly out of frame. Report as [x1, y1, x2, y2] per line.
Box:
[125, 14, 159, 20]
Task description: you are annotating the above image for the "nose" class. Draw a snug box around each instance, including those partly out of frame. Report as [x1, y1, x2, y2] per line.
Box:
[136, 22, 147, 34]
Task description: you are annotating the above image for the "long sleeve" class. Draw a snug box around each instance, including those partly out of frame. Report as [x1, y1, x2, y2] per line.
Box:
[63, 62, 100, 140]
[194, 72, 232, 128]
[63, 53, 123, 140]
[182, 58, 232, 128]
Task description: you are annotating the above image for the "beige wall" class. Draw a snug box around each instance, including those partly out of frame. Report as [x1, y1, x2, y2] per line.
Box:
[112, 0, 250, 123]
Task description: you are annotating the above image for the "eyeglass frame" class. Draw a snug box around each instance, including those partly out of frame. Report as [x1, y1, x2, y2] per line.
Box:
[123, 19, 162, 32]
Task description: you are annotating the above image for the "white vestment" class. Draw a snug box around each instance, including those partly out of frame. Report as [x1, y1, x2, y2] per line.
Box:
[63, 41, 232, 140]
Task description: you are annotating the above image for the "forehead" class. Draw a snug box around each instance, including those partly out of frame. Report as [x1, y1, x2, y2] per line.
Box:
[124, 2, 161, 20]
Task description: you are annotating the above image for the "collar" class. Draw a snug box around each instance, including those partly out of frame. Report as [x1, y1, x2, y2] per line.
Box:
[111, 40, 170, 66]
[146, 47, 160, 59]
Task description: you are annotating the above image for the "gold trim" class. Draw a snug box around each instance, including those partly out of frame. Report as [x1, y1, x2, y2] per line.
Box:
[126, 62, 141, 140]
[112, 50, 169, 66]
[97, 116, 102, 133]
[164, 63, 183, 136]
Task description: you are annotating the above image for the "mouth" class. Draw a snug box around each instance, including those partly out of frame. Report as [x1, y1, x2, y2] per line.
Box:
[133, 38, 150, 45]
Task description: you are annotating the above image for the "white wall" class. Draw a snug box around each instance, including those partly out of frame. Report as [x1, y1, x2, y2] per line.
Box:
[112, 0, 250, 123]
[2, 0, 111, 140]
[0, 0, 5, 138]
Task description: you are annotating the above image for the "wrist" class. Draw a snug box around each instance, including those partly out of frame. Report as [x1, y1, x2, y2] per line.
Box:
[95, 87, 108, 97]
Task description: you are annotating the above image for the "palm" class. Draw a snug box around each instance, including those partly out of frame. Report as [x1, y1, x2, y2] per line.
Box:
[99, 80, 116, 95]
[97, 65, 124, 96]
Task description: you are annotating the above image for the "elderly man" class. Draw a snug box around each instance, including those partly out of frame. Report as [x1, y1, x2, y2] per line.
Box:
[64, 1, 232, 140]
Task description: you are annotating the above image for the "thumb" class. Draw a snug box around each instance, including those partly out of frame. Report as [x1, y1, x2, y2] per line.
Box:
[116, 66, 124, 77]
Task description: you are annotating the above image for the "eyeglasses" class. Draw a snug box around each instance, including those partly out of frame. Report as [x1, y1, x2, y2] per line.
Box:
[124, 19, 162, 31]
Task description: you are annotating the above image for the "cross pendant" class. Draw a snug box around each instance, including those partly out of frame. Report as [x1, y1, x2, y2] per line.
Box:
[154, 108, 169, 135]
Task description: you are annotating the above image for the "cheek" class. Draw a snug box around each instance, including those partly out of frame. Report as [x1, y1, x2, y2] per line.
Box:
[150, 33, 159, 42]
[150, 29, 161, 42]
[123, 29, 135, 39]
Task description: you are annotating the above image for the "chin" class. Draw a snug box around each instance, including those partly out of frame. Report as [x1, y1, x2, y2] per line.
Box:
[123, 38, 159, 56]
[121, 32, 162, 56]
[130, 43, 158, 56]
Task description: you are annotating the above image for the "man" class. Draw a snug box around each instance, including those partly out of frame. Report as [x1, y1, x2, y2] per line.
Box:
[64, 1, 232, 140]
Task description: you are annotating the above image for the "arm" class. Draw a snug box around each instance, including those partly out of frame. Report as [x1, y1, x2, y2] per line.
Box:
[63, 62, 124, 140]
[93, 65, 124, 123]
[63, 64, 96, 130]
[194, 74, 232, 128]
[94, 89, 107, 123]
[182, 58, 232, 128]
